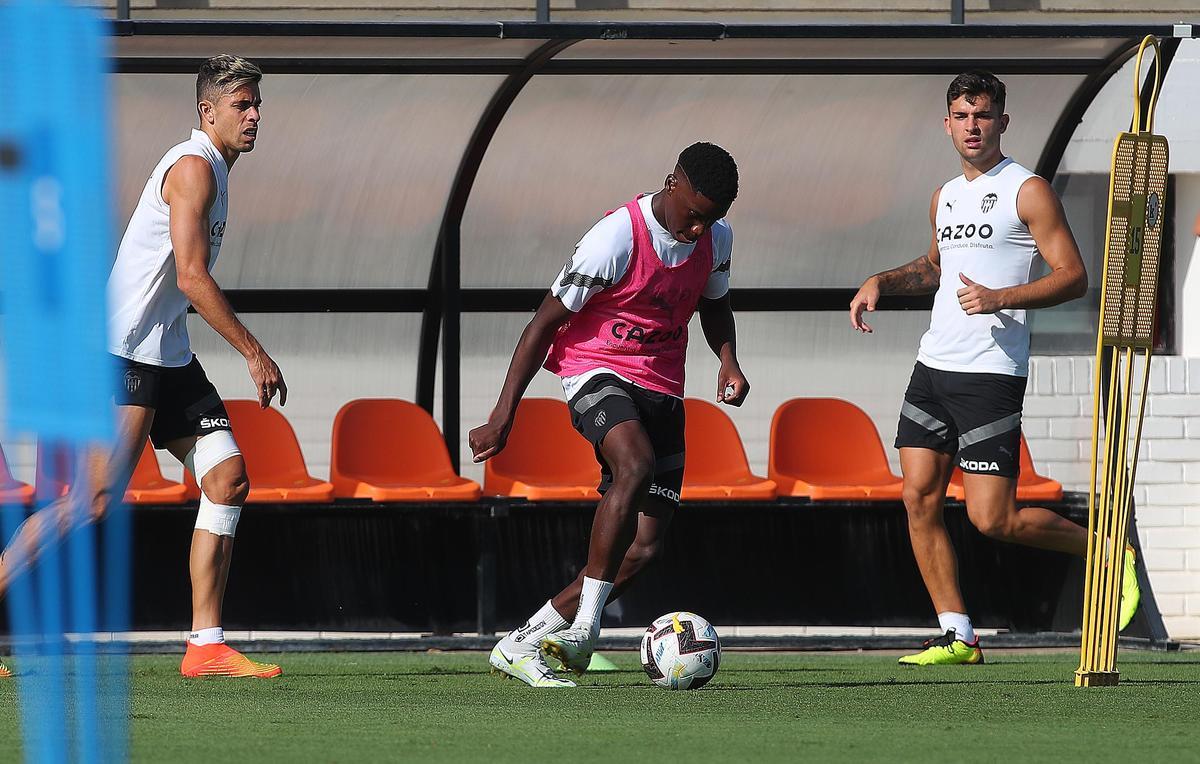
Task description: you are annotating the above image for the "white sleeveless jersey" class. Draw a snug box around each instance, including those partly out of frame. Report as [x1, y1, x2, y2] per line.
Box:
[916, 157, 1040, 377]
[108, 129, 229, 367]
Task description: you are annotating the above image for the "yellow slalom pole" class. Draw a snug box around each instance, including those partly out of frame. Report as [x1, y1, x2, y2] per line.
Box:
[1076, 34, 1168, 687]
[1077, 336, 1105, 677]
[1100, 347, 1135, 672]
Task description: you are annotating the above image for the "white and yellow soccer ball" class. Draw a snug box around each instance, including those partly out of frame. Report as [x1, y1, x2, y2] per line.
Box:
[640, 611, 721, 690]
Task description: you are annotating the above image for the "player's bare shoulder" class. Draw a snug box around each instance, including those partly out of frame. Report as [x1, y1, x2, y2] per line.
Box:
[1015, 174, 1064, 225]
[163, 155, 217, 209]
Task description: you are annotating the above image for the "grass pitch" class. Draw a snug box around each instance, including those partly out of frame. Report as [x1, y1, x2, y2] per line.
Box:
[2, 650, 1199, 762]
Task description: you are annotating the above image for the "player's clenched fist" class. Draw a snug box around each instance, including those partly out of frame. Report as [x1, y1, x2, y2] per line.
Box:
[469, 419, 510, 463]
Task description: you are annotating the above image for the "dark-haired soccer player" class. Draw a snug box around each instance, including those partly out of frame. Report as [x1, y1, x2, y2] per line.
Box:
[850, 71, 1140, 665]
[0, 55, 285, 679]
[471, 142, 748, 688]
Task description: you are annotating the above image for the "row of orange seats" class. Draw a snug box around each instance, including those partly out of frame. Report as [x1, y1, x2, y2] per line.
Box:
[492, 397, 1060, 502]
[0, 397, 1061, 506]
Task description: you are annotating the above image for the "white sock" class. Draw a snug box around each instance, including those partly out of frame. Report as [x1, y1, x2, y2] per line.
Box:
[188, 627, 225, 646]
[499, 600, 568, 653]
[573, 577, 614, 640]
[937, 612, 975, 644]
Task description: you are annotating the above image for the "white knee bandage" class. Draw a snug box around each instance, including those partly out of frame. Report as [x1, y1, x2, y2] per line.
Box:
[185, 430, 243, 537]
[197, 494, 241, 537]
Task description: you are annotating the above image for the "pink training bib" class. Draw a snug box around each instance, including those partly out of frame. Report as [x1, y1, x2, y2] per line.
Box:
[544, 195, 713, 397]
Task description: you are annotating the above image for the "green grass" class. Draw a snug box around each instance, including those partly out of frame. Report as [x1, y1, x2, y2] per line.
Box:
[3, 650, 1200, 762]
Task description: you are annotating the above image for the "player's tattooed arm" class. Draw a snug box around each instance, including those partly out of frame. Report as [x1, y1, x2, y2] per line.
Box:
[849, 188, 943, 333]
[872, 254, 941, 295]
[878, 186, 944, 295]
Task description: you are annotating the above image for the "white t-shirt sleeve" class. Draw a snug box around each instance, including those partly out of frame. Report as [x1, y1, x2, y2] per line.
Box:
[550, 207, 635, 312]
[702, 219, 733, 300]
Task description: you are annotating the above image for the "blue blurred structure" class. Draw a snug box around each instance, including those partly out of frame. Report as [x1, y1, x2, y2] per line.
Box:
[0, 0, 128, 760]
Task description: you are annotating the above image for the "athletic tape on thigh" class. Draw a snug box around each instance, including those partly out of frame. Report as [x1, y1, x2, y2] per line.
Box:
[196, 494, 241, 537]
[184, 430, 240, 483]
[186, 431, 243, 536]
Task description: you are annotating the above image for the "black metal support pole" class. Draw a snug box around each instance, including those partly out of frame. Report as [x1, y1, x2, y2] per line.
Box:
[432, 39, 577, 470]
[536, 0, 550, 23]
[1036, 38, 1143, 181]
[475, 503, 501, 636]
[950, 0, 964, 25]
[117, 0, 130, 21]
[441, 227, 462, 472]
[415, 250, 441, 415]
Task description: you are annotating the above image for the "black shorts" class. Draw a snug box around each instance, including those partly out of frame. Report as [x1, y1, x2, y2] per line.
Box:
[114, 355, 232, 449]
[895, 362, 1025, 478]
[567, 374, 686, 506]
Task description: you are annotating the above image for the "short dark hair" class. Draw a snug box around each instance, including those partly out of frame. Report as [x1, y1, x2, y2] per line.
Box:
[197, 54, 262, 104]
[677, 142, 738, 209]
[946, 71, 1006, 114]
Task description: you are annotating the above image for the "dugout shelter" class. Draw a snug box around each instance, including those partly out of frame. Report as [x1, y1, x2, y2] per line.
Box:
[53, 20, 1200, 641]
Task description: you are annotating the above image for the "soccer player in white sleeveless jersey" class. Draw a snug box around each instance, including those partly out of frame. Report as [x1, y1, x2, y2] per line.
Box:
[850, 71, 1141, 665]
[0, 55, 286, 679]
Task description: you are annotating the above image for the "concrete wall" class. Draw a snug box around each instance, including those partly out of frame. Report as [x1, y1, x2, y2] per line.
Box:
[1023, 355, 1200, 638]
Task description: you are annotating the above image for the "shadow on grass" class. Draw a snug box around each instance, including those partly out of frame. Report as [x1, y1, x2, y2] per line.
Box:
[568, 678, 1078, 691]
[707, 667, 844, 674]
[699, 678, 1069, 690]
[1123, 660, 1200, 666]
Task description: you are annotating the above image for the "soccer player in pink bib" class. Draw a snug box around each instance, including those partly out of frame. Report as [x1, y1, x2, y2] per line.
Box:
[471, 143, 747, 688]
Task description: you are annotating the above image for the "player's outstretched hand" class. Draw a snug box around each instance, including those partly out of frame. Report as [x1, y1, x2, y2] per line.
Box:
[469, 418, 510, 463]
[956, 273, 1004, 315]
[717, 363, 749, 407]
[247, 350, 287, 408]
[849, 276, 880, 333]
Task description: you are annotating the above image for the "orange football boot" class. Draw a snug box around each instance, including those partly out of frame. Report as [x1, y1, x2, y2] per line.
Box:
[180, 643, 282, 678]
[0, 658, 11, 678]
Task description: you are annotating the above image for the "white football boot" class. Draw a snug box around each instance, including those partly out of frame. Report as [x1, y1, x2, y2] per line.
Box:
[540, 626, 595, 676]
[489, 642, 576, 688]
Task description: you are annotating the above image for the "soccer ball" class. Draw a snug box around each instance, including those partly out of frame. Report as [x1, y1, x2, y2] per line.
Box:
[640, 611, 721, 690]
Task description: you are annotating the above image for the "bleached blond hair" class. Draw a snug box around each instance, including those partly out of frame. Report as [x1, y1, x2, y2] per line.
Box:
[196, 54, 262, 104]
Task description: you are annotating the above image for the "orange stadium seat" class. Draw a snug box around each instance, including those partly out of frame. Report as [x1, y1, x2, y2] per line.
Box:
[947, 433, 1063, 502]
[184, 400, 334, 504]
[0, 444, 34, 507]
[35, 441, 74, 502]
[484, 398, 601, 501]
[681, 398, 776, 501]
[768, 398, 903, 500]
[123, 441, 188, 505]
[331, 399, 480, 502]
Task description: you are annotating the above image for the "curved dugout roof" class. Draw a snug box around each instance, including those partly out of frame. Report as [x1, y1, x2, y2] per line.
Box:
[111, 21, 1194, 291]
[109, 21, 1196, 463]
